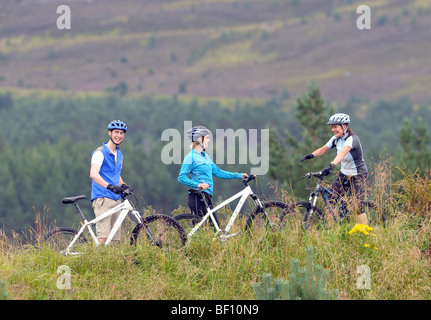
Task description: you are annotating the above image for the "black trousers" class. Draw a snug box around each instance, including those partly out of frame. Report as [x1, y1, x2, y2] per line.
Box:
[188, 192, 220, 226]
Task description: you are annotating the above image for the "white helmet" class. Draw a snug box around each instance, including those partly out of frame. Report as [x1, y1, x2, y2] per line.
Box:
[327, 113, 350, 125]
[187, 126, 210, 142]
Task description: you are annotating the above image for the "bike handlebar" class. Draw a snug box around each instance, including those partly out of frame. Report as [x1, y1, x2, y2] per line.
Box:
[301, 171, 325, 180]
[242, 174, 256, 185]
[120, 187, 136, 200]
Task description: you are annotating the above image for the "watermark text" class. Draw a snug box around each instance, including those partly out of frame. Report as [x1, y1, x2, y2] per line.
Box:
[161, 121, 269, 175]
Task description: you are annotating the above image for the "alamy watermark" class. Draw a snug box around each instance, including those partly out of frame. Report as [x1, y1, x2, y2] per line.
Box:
[356, 265, 371, 290]
[56, 5, 71, 30]
[357, 5, 371, 30]
[56, 4, 371, 31]
[161, 121, 269, 175]
[56, 265, 71, 290]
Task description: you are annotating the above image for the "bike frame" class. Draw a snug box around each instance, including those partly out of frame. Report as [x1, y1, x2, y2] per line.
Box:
[64, 199, 142, 255]
[186, 185, 264, 242]
[306, 177, 347, 223]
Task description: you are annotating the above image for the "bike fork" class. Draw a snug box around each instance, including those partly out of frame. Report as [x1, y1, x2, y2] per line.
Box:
[253, 197, 273, 228]
[303, 195, 318, 229]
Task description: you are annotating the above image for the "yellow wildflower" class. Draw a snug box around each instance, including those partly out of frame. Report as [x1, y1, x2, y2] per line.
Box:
[348, 224, 373, 235]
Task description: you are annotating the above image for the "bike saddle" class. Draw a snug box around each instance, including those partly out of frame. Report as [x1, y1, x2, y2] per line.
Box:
[188, 188, 203, 194]
[62, 195, 87, 204]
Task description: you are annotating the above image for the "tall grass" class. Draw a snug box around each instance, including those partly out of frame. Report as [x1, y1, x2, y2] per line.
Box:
[1, 161, 430, 300]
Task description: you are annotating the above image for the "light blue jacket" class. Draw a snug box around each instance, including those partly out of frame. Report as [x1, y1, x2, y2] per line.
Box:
[178, 149, 242, 196]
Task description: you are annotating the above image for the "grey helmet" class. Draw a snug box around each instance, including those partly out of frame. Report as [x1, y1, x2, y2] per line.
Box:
[327, 113, 350, 125]
[187, 126, 210, 142]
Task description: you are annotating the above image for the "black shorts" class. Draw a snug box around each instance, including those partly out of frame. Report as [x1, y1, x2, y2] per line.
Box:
[330, 172, 367, 205]
[188, 192, 213, 217]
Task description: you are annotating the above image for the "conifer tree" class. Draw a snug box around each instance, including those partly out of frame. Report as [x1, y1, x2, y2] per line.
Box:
[0, 280, 11, 300]
[253, 247, 339, 300]
[397, 116, 431, 174]
[268, 81, 333, 196]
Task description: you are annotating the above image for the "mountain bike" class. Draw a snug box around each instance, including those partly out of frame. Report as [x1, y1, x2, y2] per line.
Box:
[43, 188, 187, 255]
[174, 175, 289, 243]
[280, 171, 376, 230]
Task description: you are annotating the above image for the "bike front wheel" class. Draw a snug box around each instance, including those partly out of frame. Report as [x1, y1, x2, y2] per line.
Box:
[130, 214, 187, 250]
[43, 227, 88, 255]
[281, 201, 325, 230]
[244, 201, 290, 232]
[173, 213, 202, 234]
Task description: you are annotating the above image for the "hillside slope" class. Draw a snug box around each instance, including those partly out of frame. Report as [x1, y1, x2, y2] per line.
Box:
[0, 0, 430, 104]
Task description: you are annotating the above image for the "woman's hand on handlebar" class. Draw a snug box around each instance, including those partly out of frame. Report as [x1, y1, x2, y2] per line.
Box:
[242, 174, 256, 184]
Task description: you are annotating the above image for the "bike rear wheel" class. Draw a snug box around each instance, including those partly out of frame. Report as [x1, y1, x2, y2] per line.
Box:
[130, 214, 187, 250]
[281, 201, 325, 230]
[245, 201, 290, 232]
[43, 227, 88, 255]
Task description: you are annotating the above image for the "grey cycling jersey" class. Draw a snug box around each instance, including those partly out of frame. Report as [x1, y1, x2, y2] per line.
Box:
[326, 134, 368, 176]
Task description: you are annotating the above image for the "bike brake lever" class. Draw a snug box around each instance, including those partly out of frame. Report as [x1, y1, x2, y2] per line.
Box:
[301, 172, 311, 179]
[121, 189, 130, 199]
[316, 171, 325, 180]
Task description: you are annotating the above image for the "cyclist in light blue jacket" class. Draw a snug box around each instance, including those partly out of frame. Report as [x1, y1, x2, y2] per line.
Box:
[178, 126, 246, 220]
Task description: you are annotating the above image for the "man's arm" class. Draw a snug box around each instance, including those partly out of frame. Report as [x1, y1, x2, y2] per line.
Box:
[90, 163, 109, 188]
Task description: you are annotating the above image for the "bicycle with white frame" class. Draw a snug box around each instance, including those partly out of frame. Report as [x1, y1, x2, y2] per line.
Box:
[173, 175, 289, 243]
[43, 188, 187, 255]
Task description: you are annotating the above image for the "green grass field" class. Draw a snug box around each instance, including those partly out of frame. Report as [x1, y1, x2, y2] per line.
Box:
[1, 162, 430, 300]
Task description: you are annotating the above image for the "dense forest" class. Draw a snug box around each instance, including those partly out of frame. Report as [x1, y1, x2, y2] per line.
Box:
[0, 86, 430, 233]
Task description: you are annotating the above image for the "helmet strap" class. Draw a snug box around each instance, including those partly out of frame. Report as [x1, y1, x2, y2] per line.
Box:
[108, 130, 123, 146]
[193, 136, 206, 152]
[110, 137, 120, 146]
[341, 124, 349, 138]
[200, 136, 206, 152]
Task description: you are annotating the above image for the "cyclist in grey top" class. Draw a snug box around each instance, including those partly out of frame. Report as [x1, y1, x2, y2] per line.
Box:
[301, 113, 369, 225]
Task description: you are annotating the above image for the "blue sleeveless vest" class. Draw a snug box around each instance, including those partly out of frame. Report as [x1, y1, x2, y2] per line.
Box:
[91, 143, 123, 201]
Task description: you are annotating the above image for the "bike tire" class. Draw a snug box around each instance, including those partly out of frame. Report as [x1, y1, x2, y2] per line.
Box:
[173, 213, 202, 234]
[244, 201, 290, 232]
[43, 227, 88, 255]
[130, 214, 187, 250]
[281, 201, 325, 230]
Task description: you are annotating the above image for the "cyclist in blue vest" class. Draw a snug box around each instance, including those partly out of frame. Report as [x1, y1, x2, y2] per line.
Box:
[178, 126, 247, 221]
[90, 120, 132, 244]
[300, 113, 369, 224]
